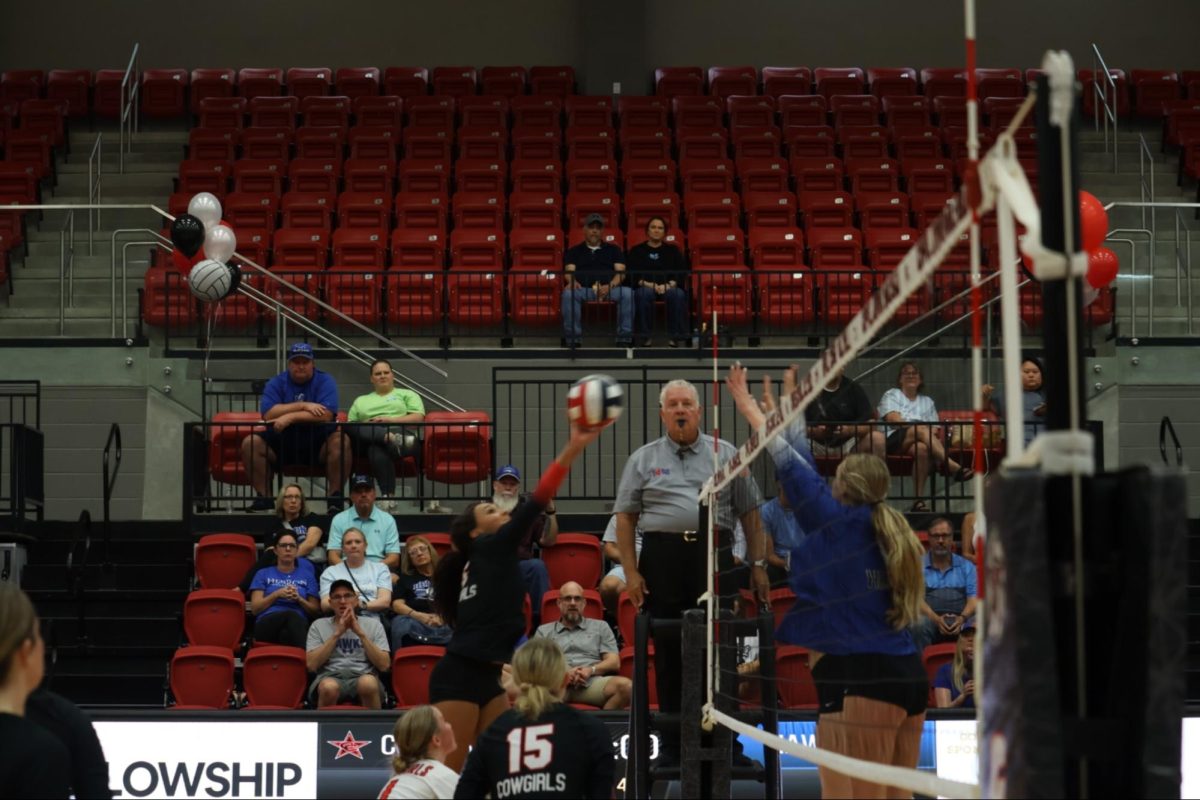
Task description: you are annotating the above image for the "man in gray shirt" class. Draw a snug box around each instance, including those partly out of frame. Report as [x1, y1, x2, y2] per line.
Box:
[533, 581, 631, 709]
[615, 378, 770, 763]
[306, 579, 391, 709]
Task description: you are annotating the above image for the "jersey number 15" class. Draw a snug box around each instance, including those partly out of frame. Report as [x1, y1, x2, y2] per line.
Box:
[506, 724, 555, 773]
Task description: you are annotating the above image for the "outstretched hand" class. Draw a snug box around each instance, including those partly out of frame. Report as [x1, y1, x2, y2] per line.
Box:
[726, 363, 766, 429]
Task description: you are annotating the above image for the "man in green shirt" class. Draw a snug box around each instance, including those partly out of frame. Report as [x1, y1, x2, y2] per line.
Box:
[345, 359, 425, 509]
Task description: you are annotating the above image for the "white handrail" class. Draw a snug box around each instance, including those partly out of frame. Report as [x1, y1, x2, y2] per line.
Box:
[1090, 43, 1120, 172]
[86, 132, 103, 255]
[118, 43, 139, 173]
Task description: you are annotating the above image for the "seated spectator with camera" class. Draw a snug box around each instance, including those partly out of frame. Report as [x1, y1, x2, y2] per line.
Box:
[390, 536, 451, 651]
[912, 517, 977, 652]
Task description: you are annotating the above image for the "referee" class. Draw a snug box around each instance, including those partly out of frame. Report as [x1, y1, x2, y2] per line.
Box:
[615, 378, 770, 765]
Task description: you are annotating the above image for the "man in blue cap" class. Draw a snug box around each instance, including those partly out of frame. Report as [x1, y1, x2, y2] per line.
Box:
[490, 464, 558, 620]
[240, 343, 352, 512]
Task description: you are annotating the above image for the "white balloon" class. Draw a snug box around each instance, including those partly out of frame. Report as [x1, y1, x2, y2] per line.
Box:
[203, 223, 237, 263]
[188, 192, 223, 229]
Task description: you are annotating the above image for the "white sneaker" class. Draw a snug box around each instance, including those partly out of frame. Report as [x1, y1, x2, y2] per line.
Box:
[380, 500, 399, 513]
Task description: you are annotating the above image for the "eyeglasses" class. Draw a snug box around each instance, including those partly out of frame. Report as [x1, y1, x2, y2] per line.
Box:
[560, 596, 585, 603]
[276, 542, 298, 550]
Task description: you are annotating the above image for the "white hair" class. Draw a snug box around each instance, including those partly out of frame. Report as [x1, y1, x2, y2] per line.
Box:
[659, 379, 700, 408]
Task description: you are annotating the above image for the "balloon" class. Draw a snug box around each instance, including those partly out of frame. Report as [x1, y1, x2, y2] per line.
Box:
[1079, 191, 1108, 253]
[171, 248, 204, 274]
[169, 213, 206, 258]
[203, 223, 237, 263]
[1086, 246, 1119, 289]
[187, 192, 223, 229]
[226, 262, 243, 295]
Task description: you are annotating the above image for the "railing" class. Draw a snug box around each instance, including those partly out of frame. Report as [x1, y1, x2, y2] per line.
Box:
[58, 209, 74, 335]
[0, 423, 45, 530]
[118, 43, 139, 173]
[65, 509, 92, 650]
[101, 423, 122, 567]
[1091, 43, 1120, 172]
[87, 132, 103, 255]
[0, 380, 40, 428]
[1159, 415, 1184, 467]
[1105, 200, 1200, 338]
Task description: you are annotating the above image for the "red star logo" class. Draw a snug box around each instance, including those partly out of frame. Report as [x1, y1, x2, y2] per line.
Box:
[326, 730, 373, 760]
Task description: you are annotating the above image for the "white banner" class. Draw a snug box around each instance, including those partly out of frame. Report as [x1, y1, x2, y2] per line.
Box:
[94, 721, 317, 799]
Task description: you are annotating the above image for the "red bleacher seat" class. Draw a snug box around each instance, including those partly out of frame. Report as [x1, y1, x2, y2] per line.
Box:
[749, 228, 805, 267]
[540, 589, 604, 626]
[241, 126, 292, 160]
[170, 646, 234, 709]
[285, 158, 338, 195]
[197, 96, 246, 130]
[732, 128, 782, 160]
[762, 67, 813, 98]
[814, 264, 873, 324]
[530, 66, 575, 97]
[343, 158, 395, 194]
[206, 415, 264, 486]
[893, 127, 942, 161]
[514, 95, 564, 129]
[177, 159, 231, 196]
[801, 191, 854, 229]
[190, 68, 236, 113]
[449, 229, 504, 269]
[392, 646, 445, 707]
[248, 96, 299, 129]
[460, 94, 509, 130]
[617, 96, 668, 130]
[232, 159, 285, 195]
[507, 269, 562, 326]
[431, 67, 478, 97]
[867, 67, 918, 98]
[510, 194, 563, 232]
[184, 589, 245, 652]
[883, 96, 931, 130]
[541, 533, 603, 589]
[45, 69, 91, 117]
[921, 68, 967, 100]
[785, 125, 836, 159]
[238, 68, 284, 100]
[792, 156, 843, 195]
[655, 66, 704, 97]
[93, 70, 124, 119]
[142, 69, 188, 117]
[779, 94, 827, 129]
[301, 95, 351, 130]
[975, 68, 1024, 100]
[708, 66, 757, 98]
[383, 67, 428, 98]
[1132, 69, 1181, 118]
[814, 67, 865, 99]
[335, 67, 380, 99]
[18, 99, 67, 148]
[728, 95, 776, 129]
[242, 646, 307, 709]
[142, 267, 197, 327]
[390, 227, 446, 269]
[194, 533, 257, 589]
[0, 70, 43, 106]
[337, 191, 392, 230]
[353, 95, 402, 132]
[274, 227, 330, 266]
[325, 269, 382, 325]
[351, 127, 399, 161]
[386, 269, 444, 328]
[808, 227, 863, 266]
[332, 228, 387, 267]
[673, 95, 725, 131]
[286, 68, 331, 100]
[188, 128, 237, 162]
[423, 412, 492, 484]
[831, 94, 880, 128]
[224, 192, 279, 230]
[481, 66, 527, 97]
[757, 268, 813, 327]
[395, 192, 448, 234]
[866, 228, 920, 268]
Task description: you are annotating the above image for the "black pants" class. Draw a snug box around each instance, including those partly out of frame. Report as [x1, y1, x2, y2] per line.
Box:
[346, 425, 420, 495]
[638, 529, 735, 722]
[254, 611, 309, 649]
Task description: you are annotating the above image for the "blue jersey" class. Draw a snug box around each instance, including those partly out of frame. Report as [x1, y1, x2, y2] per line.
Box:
[260, 368, 339, 416]
[249, 560, 318, 620]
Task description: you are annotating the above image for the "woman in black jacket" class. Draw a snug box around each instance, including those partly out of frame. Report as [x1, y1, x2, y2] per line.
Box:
[626, 216, 690, 347]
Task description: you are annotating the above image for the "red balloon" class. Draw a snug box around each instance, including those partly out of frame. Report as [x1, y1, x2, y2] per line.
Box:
[1079, 191, 1108, 252]
[1086, 246, 1119, 289]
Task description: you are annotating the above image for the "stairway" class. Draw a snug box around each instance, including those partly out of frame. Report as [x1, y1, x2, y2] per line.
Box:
[25, 523, 193, 707]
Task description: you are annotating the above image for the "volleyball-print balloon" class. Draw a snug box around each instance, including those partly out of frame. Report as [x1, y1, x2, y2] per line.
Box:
[567, 374, 624, 430]
[188, 258, 234, 302]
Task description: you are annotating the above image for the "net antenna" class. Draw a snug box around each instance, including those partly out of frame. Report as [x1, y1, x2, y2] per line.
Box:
[694, 49, 1077, 800]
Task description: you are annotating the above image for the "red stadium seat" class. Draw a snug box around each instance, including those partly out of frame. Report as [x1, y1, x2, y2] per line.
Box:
[141, 267, 197, 328]
[431, 67, 478, 97]
[530, 66, 576, 97]
[921, 68, 967, 100]
[509, 195, 563, 233]
[274, 228, 330, 267]
[814, 67, 865, 99]
[975, 68, 1024, 100]
[867, 67, 918, 98]
[514, 95, 564, 129]
[183, 589, 246, 652]
[776, 645, 819, 709]
[232, 159, 285, 195]
[673, 95, 725, 131]
[170, 646, 234, 709]
[779, 94, 827, 129]
[350, 127, 399, 161]
[883, 96, 931, 131]
[481, 66, 527, 97]
[423, 411, 492, 484]
[325, 269, 382, 325]
[141, 69, 188, 117]
[0, 70, 43, 106]
[386, 270, 444, 329]
[286, 68, 332, 100]
[176, 159, 231, 196]
[814, 264, 872, 324]
[301, 95, 351, 130]
[749, 228, 805, 266]
[762, 67, 813, 98]
[1077, 68, 1128, 119]
[655, 66, 704, 97]
[447, 270, 504, 325]
[390, 228, 446, 269]
[1131, 69, 1181, 118]
[335, 67, 380, 99]
[732, 128, 783, 160]
[187, 128, 237, 162]
[507, 269, 562, 326]
[343, 158, 396, 194]
[240, 126, 291, 160]
[333, 228, 387, 267]
[831, 94, 880, 129]
[756, 269, 813, 327]
[708, 66, 757, 98]
[541, 534, 603, 589]
[923, 643, 958, 706]
[280, 189, 335, 229]
[248, 96, 299, 129]
[242, 646, 307, 709]
[395, 192, 448, 234]
[194, 533, 257, 589]
[18, 99, 68, 148]
[354, 95, 403, 132]
[460, 95, 509, 130]
[692, 269, 752, 325]
[93, 70, 125, 118]
[190, 68, 236, 113]
[540, 589, 604, 625]
[383, 67, 428, 98]
[296, 124, 348, 162]
[392, 647, 446, 707]
[206, 414, 264, 486]
[46, 69, 91, 117]
[728, 95, 776, 129]
[238, 68, 284, 100]
[337, 191, 392, 230]
[801, 191, 854, 230]
[617, 96, 668, 131]
[224, 192, 279, 231]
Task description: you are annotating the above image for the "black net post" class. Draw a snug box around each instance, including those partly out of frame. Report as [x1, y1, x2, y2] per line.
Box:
[758, 608, 782, 800]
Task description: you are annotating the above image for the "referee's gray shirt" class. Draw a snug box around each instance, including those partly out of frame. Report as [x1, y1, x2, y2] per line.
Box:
[614, 433, 762, 532]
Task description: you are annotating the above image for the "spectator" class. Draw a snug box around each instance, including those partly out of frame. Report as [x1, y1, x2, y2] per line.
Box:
[25, 688, 113, 800]
[240, 342, 353, 512]
[561, 213, 632, 348]
[390, 536, 451, 650]
[758, 492, 804, 588]
[490, 465, 556, 623]
[454, 638, 614, 799]
[912, 517, 978, 653]
[878, 361, 973, 512]
[982, 356, 1046, 448]
[807, 368, 886, 458]
[346, 359, 425, 510]
[0, 584, 71, 798]
[328, 475, 401, 570]
[597, 515, 642, 616]
[933, 620, 975, 709]
[626, 216, 690, 347]
[319, 528, 393, 619]
[240, 482, 327, 594]
[306, 579, 390, 709]
[249, 530, 321, 649]
[378, 705, 459, 799]
[533, 582, 631, 710]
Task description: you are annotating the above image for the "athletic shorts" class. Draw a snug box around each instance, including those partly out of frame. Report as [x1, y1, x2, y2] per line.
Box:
[563, 675, 615, 707]
[885, 427, 909, 454]
[604, 564, 626, 583]
[428, 650, 505, 706]
[261, 424, 338, 469]
[309, 670, 379, 702]
[811, 652, 928, 716]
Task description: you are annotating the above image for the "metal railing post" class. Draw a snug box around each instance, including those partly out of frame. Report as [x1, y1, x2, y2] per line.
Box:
[1091, 44, 1120, 173]
[118, 43, 139, 174]
[87, 133, 103, 256]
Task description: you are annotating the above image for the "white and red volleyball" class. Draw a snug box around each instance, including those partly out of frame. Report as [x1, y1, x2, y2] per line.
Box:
[567, 374, 624, 430]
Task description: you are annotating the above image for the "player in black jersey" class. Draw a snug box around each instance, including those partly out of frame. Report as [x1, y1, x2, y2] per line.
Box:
[454, 637, 613, 799]
[431, 422, 602, 772]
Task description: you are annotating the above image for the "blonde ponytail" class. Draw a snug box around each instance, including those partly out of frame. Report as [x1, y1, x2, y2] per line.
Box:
[511, 638, 567, 721]
[390, 705, 439, 773]
[834, 455, 925, 630]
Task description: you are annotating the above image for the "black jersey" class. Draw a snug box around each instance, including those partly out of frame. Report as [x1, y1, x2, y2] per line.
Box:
[0, 712, 72, 799]
[453, 705, 613, 799]
[449, 499, 545, 663]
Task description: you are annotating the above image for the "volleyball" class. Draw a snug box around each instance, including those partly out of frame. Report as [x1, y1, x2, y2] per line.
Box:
[187, 258, 234, 302]
[566, 374, 623, 430]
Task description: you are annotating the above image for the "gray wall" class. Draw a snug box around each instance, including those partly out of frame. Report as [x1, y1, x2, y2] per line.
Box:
[1, 1, 1196, 94]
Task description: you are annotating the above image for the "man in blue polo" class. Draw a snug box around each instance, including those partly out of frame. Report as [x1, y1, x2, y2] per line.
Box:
[240, 342, 352, 512]
[327, 474, 401, 572]
[561, 213, 632, 348]
[912, 516, 978, 652]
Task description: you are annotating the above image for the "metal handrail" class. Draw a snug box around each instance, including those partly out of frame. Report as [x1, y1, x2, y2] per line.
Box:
[58, 210, 75, 335]
[1091, 43, 1120, 172]
[1105, 201, 1199, 337]
[86, 133, 103, 255]
[1159, 416, 1183, 466]
[101, 423, 121, 567]
[118, 43, 139, 173]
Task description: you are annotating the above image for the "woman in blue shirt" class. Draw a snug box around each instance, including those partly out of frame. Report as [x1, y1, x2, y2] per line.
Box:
[727, 364, 927, 799]
[248, 530, 321, 648]
[933, 621, 975, 709]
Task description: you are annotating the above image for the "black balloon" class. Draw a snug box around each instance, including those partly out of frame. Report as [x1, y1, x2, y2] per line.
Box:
[170, 214, 206, 258]
[224, 262, 242, 298]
